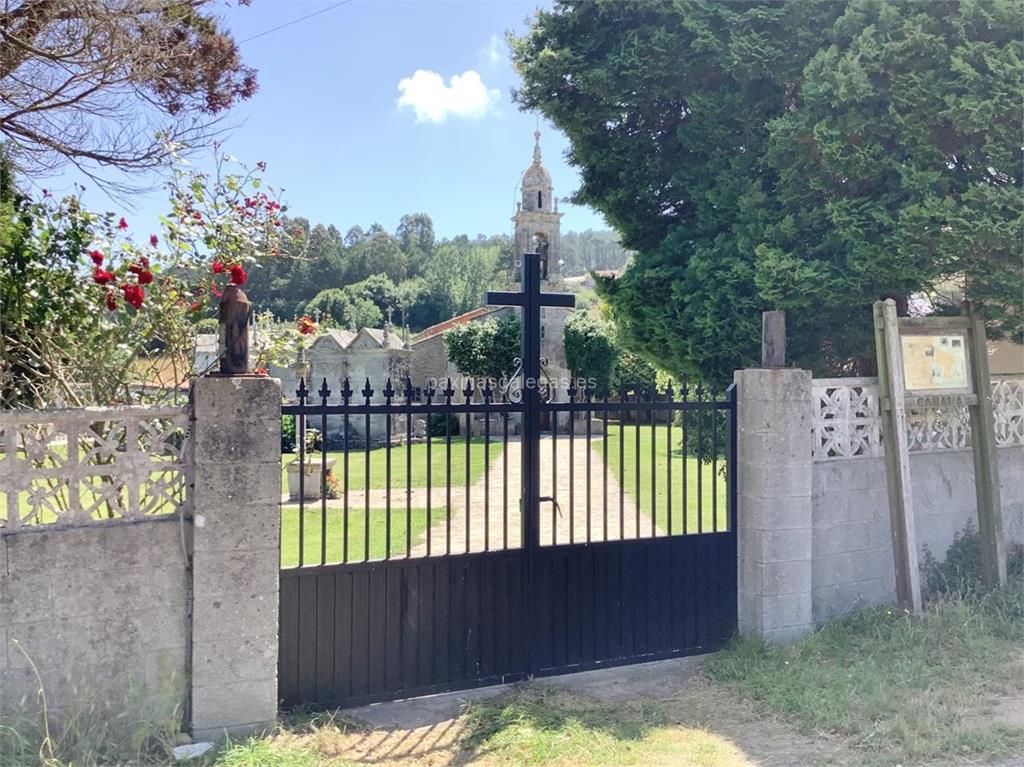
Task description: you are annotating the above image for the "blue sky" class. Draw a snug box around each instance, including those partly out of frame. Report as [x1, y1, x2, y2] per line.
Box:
[39, 0, 607, 240]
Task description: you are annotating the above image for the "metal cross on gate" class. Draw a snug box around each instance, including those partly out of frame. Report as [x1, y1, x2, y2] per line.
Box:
[486, 252, 574, 548]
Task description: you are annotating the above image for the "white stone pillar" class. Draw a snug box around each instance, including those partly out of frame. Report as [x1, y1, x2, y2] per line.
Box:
[190, 375, 281, 740]
[735, 368, 814, 642]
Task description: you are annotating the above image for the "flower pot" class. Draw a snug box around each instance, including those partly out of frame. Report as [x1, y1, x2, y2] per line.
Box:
[287, 458, 337, 501]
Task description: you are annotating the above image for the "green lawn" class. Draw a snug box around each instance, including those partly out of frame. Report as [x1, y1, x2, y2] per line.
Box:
[280, 436, 504, 496]
[280, 505, 444, 566]
[599, 423, 728, 533]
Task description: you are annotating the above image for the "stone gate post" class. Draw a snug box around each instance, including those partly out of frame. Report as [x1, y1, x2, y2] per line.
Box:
[190, 375, 281, 739]
[734, 368, 815, 642]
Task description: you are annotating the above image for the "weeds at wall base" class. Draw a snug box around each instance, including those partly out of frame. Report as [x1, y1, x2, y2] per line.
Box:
[0, 642, 183, 767]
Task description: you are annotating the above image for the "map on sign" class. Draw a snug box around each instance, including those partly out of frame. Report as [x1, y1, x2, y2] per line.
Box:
[900, 333, 970, 391]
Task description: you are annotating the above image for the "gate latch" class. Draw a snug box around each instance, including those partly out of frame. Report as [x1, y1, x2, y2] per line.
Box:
[539, 496, 563, 518]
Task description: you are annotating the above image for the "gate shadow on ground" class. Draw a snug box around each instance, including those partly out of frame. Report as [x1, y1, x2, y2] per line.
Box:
[310, 658, 793, 766]
[296, 685, 762, 767]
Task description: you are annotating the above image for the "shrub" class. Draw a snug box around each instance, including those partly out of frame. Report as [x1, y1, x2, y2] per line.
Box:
[564, 311, 618, 397]
[429, 413, 460, 437]
[281, 414, 296, 453]
[921, 521, 1024, 599]
[195, 317, 218, 333]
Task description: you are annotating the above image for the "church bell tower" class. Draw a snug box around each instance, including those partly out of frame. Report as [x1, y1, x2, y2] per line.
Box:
[512, 130, 563, 283]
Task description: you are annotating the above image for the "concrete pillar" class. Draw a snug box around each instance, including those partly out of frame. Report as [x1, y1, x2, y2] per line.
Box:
[735, 368, 814, 642]
[190, 375, 281, 740]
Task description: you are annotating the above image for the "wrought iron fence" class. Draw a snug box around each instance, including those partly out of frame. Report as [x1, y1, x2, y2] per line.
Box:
[280, 377, 735, 567]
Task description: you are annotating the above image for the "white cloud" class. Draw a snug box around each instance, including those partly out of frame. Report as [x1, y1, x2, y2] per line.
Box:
[482, 35, 503, 66]
[396, 69, 500, 123]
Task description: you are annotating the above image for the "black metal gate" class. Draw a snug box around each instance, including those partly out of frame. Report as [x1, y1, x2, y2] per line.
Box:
[278, 253, 737, 709]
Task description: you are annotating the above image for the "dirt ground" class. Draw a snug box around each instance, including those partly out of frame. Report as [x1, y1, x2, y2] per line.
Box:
[261, 653, 1024, 767]
[273, 658, 864, 767]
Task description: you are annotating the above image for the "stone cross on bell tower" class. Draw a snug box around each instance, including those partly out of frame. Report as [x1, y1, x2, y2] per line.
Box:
[512, 130, 563, 283]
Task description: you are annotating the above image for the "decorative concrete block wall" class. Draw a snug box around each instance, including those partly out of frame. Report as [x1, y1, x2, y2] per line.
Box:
[739, 370, 1024, 640]
[0, 377, 283, 741]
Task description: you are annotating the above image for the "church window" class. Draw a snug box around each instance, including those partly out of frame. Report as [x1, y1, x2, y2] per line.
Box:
[538, 191, 543, 208]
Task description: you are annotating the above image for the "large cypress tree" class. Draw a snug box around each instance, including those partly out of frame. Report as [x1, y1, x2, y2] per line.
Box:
[512, 0, 1023, 385]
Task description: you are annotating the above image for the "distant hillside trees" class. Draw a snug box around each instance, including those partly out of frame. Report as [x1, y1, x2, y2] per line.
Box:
[241, 208, 630, 332]
[243, 213, 513, 331]
[560, 230, 631, 275]
[304, 288, 382, 330]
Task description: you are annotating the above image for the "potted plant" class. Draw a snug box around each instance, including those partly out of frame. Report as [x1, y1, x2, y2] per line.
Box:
[286, 427, 337, 500]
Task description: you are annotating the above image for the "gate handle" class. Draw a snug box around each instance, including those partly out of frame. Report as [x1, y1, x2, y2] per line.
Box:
[539, 496, 563, 518]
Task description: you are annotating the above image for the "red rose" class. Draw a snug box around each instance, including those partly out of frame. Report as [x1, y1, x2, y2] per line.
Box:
[92, 268, 116, 285]
[189, 301, 202, 311]
[118, 217, 128, 230]
[121, 283, 144, 309]
[254, 367, 268, 376]
[149, 234, 158, 247]
[193, 211, 202, 221]
[211, 261, 225, 274]
[105, 293, 118, 311]
[211, 286, 222, 297]
[137, 270, 154, 285]
[297, 316, 317, 335]
[90, 250, 104, 266]
[139, 256, 149, 268]
[228, 264, 247, 285]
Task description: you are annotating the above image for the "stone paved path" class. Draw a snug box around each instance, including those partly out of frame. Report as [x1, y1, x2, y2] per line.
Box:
[408, 434, 660, 555]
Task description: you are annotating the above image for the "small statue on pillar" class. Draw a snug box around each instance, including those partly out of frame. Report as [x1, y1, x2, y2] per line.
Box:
[218, 284, 253, 374]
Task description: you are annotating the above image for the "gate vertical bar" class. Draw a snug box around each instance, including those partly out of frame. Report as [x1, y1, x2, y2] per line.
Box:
[521, 254, 541, 555]
[521, 253, 542, 674]
[487, 252, 574, 677]
[726, 383, 738, 534]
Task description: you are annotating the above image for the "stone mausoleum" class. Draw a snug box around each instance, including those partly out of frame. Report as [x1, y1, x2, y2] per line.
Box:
[196, 322, 411, 446]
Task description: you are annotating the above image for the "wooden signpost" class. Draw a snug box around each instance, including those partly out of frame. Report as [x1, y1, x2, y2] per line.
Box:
[873, 299, 1006, 611]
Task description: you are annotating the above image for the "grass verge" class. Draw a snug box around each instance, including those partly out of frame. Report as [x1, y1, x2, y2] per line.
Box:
[456, 687, 751, 766]
[281, 436, 504, 495]
[208, 688, 756, 767]
[705, 576, 1024, 765]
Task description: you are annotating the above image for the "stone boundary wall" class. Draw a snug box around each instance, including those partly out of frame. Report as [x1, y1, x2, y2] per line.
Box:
[812, 443, 1024, 622]
[0, 520, 188, 726]
[737, 369, 1024, 639]
[0, 377, 282, 741]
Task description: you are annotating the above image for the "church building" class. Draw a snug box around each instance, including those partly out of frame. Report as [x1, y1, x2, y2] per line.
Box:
[411, 131, 573, 406]
[512, 130, 564, 282]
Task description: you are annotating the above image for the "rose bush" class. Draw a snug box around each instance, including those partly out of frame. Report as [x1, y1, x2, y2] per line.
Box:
[0, 149, 303, 407]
